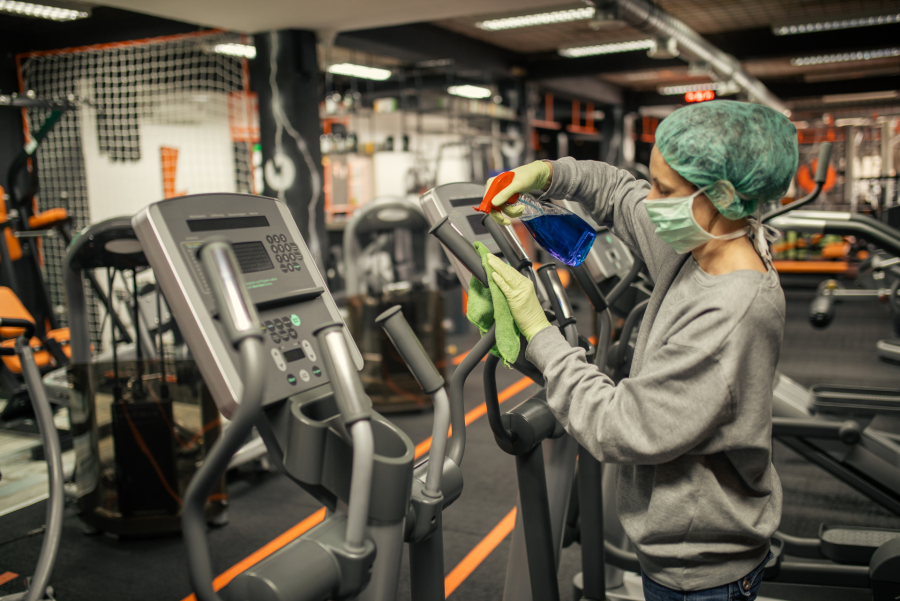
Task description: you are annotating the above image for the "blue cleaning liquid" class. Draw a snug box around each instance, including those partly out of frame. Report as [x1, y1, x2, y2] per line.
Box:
[521, 212, 596, 266]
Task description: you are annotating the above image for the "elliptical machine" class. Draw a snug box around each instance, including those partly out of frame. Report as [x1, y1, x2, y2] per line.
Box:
[134, 192, 469, 600]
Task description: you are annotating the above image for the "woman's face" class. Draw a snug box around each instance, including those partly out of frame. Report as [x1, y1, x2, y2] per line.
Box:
[646, 145, 720, 232]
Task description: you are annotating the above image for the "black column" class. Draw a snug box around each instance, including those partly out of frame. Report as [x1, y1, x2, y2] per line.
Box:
[251, 30, 325, 269]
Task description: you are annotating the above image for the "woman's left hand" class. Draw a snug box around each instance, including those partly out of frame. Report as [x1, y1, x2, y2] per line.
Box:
[487, 254, 552, 342]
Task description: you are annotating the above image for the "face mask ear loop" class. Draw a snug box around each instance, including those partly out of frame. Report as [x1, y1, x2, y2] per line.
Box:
[748, 208, 780, 263]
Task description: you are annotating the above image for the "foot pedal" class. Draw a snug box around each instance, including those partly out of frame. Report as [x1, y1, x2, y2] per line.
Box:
[820, 525, 900, 565]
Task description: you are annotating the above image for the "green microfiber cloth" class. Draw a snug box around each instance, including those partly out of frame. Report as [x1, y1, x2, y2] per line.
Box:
[466, 241, 522, 366]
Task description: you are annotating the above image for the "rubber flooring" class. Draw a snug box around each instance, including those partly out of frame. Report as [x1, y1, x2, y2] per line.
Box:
[0, 288, 899, 600]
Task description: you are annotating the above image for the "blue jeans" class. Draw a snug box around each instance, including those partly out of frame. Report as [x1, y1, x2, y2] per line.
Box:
[642, 552, 773, 601]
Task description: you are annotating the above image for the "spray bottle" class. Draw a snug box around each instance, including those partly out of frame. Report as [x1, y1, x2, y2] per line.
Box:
[475, 171, 596, 266]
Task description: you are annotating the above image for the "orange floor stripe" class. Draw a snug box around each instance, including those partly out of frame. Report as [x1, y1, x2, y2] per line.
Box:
[444, 507, 517, 597]
[180, 507, 327, 601]
[414, 376, 534, 459]
[0, 572, 18, 586]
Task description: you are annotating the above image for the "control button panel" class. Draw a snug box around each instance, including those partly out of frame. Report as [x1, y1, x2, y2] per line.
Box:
[266, 233, 303, 273]
[301, 339, 317, 362]
[271, 349, 287, 372]
[134, 194, 363, 416]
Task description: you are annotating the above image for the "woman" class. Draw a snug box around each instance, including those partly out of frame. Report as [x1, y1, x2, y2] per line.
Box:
[483, 100, 798, 600]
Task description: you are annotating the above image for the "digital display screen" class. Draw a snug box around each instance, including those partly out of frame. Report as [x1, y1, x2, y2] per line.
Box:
[449, 197, 480, 208]
[284, 348, 306, 362]
[231, 241, 273, 273]
[187, 215, 269, 232]
[466, 213, 489, 236]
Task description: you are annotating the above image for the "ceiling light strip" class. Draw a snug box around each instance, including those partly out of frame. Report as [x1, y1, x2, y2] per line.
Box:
[214, 43, 256, 59]
[477, 7, 595, 31]
[0, 0, 88, 21]
[790, 47, 900, 66]
[659, 82, 723, 95]
[447, 85, 492, 99]
[326, 63, 392, 81]
[559, 39, 655, 58]
[774, 13, 900, 36]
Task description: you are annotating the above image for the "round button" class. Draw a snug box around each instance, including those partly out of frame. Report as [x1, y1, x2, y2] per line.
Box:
[271, 334, 281, 343]
[286, 374, 297, 385]
[312, 366, 322, 377]
[288, 329, 298, 339]
[275, 254, 282, 262]
[279, 234, 287, 242]
[266, 235, 273, 243]
[271, 245, 278, 253]
[299, 369, 310, 383]
[274, 318, 283, 329]
[288, 264, 294, 272]
[290, 314, 301, 326]
[265, 320, 275, 331]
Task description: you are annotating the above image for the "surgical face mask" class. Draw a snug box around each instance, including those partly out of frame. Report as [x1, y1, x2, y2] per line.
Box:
[645, 187, 749, 254]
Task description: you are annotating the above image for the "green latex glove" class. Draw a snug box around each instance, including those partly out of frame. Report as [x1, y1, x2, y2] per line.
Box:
[487, 254, 552, 342]
[484, 161, 552, 225]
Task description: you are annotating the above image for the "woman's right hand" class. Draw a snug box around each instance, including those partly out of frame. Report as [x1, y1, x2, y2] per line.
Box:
[484, 161, 552, 225]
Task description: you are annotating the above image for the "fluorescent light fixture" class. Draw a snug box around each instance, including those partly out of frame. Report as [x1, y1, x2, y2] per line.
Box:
[835, 117, 873, 127]
[327, 63, 392, 81]
[447, 85, 492, 99]
[214, 43, 256, 59]
[791, 47, 900, 66]
[659, 82, 723, 95]
[773, 13, 900, 35]
[0, 0, 88, 21]
[477, 6, 594, 31]
[822, 90, 900, 104]
[559, 39, 655, 58]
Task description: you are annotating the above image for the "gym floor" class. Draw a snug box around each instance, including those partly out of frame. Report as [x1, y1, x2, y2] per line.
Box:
[1, 287, 899, 600]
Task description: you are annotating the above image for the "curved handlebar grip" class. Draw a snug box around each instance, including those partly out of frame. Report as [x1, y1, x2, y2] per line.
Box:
[198, 240, 263, 346]
[429, 216, 488, 286]
[375, 306, 444, 394]
[815, 143, 833, 184]
[809, 292, 836, 329]
[314, 324, 372, 425]
[481, 214, 531, 272]
[570, 264, 608, 313]
[537, 264, 576, 328]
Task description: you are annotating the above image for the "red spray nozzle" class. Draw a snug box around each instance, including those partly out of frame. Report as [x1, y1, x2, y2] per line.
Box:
[474, 171, 520, 214]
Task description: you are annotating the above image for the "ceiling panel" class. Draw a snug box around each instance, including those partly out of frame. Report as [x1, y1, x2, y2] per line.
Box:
[94, 0, 575, 34]
[434, 0, 900, 54]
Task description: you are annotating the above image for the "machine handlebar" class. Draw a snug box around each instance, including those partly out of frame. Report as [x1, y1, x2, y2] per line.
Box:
[814, 142, 833, 184]
[762, 142, 833, 223]
[429, 216, 488, 286]
[482, 214, 532, 272]
[375, 306, 445, 394]
[314, 324, 372, 426]
[198, 240, 262, 346]
[537, 265, 576, 329]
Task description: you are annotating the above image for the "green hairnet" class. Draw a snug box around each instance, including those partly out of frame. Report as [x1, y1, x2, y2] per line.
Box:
[654, 100, 799, 220]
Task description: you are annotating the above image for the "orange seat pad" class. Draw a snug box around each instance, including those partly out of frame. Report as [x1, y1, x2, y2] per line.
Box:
[0, 287, 35, 338]
[29, 207, 69, 230]
[0, 328, 70, 374]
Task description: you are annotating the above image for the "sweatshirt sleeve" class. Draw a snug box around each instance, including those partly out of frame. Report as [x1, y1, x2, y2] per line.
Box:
[539, 157, 675, 283]
[525, 325, 733, 465]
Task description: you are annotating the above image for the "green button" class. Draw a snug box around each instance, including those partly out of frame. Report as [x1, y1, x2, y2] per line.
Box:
[605, 234, 613, 243]
[312, 366, 322, 377]
[290, 314, 301, 327]
[286, 374, 297, 385]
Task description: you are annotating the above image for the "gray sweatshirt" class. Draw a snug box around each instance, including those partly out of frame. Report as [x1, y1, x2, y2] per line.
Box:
[527, 157, 785, 590]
